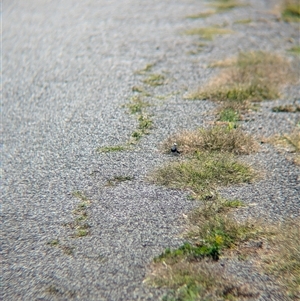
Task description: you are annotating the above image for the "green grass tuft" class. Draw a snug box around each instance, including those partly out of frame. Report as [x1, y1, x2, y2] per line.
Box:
[151, 152, 255, 198]
[138, 114, 153, 131]
[219, 107, 240, 123]
[131, 131, 143, 141]
[192, 81, 279, 102]
[126, 96, 150, 114]
[155, 242, 220, 263]
[288, 45, 300, 55]
[222, 199, 244, 208]
[76, 228, 89, 237]
[282, 0, 300, 22]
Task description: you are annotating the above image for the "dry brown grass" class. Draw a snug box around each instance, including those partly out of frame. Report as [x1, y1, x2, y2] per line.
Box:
[209, 56, 237, 68]
[272, 104, 300, 113]
[188, 51, 296, 102]
[268, 127, 300, 165]
[260, 218, 300, 299]
[161, 126, 258, 155]
[145, 259, 257, 300]
[145, 196, 265, 300]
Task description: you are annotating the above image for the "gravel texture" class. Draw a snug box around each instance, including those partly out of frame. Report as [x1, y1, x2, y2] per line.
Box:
[2, 0, 299, 300]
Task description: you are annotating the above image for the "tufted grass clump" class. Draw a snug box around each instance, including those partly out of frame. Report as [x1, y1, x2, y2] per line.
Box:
[161, 126, 258, 156]
[151, 151, 255, 198]
[282, 0, 300, 22]
[188, 51, 296, 102]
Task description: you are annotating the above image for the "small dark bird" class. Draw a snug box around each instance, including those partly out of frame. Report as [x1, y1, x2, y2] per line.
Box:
[171, 143, 180, 154]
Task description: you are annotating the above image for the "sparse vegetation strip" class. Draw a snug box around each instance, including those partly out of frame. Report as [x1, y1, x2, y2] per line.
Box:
[65, 191, 92, 238]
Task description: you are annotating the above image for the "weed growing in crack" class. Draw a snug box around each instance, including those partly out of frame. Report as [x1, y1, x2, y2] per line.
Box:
[67, 191, 92, 238]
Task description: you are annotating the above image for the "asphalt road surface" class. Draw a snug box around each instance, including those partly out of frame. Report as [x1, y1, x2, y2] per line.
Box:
[2, 0, 299, 300]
